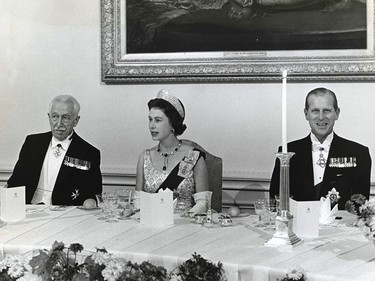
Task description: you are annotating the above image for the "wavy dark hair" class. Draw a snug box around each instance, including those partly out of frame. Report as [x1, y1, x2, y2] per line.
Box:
[148, 98, 187, 136]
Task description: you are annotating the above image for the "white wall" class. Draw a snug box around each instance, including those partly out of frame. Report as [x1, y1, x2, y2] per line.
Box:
[1, 0, 374, 185]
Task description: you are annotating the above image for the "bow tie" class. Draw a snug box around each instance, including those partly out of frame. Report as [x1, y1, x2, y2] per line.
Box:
[312, 143, 330, 152]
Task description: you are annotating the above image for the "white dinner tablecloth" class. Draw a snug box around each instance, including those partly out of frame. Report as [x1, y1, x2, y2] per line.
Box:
[0, 205, 374, 281]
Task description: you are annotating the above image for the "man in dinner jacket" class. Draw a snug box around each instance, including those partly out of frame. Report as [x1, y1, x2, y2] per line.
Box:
[7, 95, 102, 206]
[270, 87, 371, 209]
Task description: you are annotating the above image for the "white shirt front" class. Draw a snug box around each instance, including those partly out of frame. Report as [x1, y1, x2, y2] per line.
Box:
[311, 132, 333, 186]
[31, 135, 72, 205]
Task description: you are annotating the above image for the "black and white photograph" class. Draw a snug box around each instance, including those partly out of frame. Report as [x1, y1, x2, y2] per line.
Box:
[1, 0, 375, 280]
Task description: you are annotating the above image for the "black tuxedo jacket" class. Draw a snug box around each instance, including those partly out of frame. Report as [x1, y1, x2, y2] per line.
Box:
[270, 134, 371, 209]
[7, 131, 102, 205]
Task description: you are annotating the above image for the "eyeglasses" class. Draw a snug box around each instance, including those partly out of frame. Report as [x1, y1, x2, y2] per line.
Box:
[49, 114, 74, 123]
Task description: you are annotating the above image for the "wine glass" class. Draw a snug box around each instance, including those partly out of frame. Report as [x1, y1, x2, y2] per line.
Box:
[203, 191, 214, 228]
[116, 189, 134, 220]
[253, 199, 266, 227]
[104, 193, 119, 223]
[263, 199, 278, 231]
[95, 193, 108, 220]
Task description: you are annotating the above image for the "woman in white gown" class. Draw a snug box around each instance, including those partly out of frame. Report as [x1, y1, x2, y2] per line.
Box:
[135, 89, 210, 215]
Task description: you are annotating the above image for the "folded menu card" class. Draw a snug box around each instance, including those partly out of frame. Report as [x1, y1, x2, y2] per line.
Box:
[140, 189, 174, 227]
[319, 197, 338, 225]
[1, 185, 26, 222]
[290, 199, 320, 238]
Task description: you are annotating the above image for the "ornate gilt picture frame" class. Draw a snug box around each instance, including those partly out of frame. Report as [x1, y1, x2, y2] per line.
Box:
[101, 0, 374, 83]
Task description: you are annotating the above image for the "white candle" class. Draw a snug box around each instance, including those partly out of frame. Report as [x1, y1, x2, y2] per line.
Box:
[282, 70, 288, 153]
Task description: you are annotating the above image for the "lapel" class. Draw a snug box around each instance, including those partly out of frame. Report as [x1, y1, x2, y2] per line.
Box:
[27, 132, 52, 199]
[54, 132, 81, 185]
[298, 135, 314, 188]
[65, 131, 80, 157]
[291, 135, 317, 200]
[35, 132, 53, 169]
[52, 131, 85, 204]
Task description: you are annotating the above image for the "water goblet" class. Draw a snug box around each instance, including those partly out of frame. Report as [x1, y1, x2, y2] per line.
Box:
[116, 189, 134, 220]
[263, 199, 278, 231]
[95, 193, 108, 220]
[104, 193, 119, 223]
[253, 199, 266, 227]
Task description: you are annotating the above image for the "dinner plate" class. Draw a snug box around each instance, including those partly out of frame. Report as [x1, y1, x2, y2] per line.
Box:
[77, 206, 101, 211]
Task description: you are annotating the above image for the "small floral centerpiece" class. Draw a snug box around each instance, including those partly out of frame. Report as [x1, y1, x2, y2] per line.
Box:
[345, 195, 375, 245]
[28, 241, 169, 281]
[356, 198, 375, 245]
[345, 194, 367, 216]
[86, 250, 168, 281]
[29, 241, 87, 281]
[0, 255, 41, 281]
[280, 267, 306, 281]
[169, 252, 226, 281]
[2, 241, 226, 281]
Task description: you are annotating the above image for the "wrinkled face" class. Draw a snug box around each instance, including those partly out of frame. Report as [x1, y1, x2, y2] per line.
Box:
[48, 101, 80, 141]
[304, 94, 340, 143]
[148, 108, 173, 141]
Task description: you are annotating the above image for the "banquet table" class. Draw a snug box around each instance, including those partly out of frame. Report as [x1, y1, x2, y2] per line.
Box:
[0, 205, 374, 281]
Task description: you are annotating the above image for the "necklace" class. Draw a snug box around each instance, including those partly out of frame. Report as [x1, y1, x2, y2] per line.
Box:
[157, 140, 182, 171]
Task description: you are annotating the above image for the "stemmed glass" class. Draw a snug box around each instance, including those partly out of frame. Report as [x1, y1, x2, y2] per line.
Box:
[116, 189, 134, 220]
[263, 199, 278, 231]
[203, 191, 214, 228]
[95, 193, 108, 220]
[253, 199, 266, 227]
[104, 193, 119, 223]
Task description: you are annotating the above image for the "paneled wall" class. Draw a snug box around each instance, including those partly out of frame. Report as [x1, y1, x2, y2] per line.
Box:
[1, 0, 374, 210]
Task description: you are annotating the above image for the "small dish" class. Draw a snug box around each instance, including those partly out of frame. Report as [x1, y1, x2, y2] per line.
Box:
[77, 206, 101, 211]
[49, 206, 69, 211]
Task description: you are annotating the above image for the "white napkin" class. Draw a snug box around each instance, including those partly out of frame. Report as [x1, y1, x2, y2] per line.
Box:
[319, 197, 338, 224]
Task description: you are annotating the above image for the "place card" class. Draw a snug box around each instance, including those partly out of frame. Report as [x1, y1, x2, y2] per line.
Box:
[289, 199, 320, 238]
[0, 185, 26, 222]
[140, 189, 174, 227]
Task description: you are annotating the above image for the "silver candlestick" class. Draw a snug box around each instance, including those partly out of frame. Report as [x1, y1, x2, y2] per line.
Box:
[265, 152, 301, 247]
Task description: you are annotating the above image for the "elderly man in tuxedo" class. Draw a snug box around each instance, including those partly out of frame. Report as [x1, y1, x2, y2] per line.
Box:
[7, 95, 102, 206]
[270, 87, 371, 209]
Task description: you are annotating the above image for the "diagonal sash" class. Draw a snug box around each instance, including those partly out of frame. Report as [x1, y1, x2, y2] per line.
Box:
[157, 164, 184, 192]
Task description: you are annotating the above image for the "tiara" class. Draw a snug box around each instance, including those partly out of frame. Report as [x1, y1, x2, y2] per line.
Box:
[156, 89, 185, 118]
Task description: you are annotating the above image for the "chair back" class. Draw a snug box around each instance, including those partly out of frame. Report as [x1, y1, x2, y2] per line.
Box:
[181, 139, 222, 212]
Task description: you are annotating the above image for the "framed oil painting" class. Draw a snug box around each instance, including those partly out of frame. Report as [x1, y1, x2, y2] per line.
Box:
[101, 0, 374, 83]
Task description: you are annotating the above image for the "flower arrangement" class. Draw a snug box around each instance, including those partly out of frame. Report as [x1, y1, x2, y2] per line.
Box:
[2, 242, 226, 281]
[280, 267, 306, 281]
[345, 194, 375, 245]
[345, 194, 367, 215]
[169, 252, 226, 281]
[86, 251, 168, 281]
[29, 241, 87, 281]
[0, 255, 41, 281]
